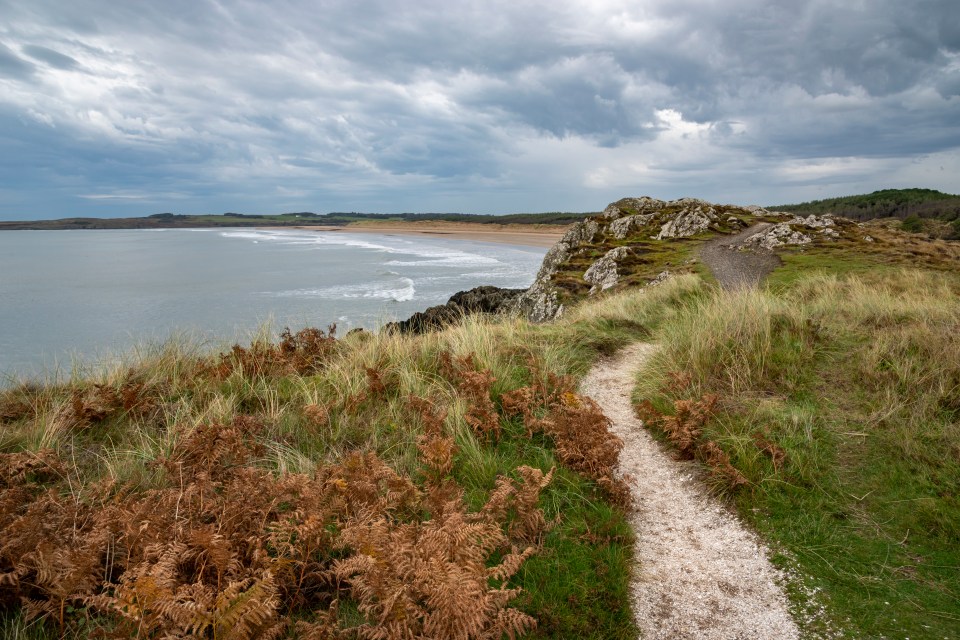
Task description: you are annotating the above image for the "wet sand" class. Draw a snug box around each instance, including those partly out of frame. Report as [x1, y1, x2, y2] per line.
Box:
[261, 220, 571, 247]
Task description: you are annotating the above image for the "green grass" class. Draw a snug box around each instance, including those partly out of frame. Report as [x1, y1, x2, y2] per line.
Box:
[634, 270, 960, 637]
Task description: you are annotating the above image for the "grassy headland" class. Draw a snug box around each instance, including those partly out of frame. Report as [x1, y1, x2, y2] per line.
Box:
[2, 201, 959, 638]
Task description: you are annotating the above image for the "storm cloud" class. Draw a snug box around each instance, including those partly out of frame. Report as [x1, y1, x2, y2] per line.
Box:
[0, 0, 957, 218]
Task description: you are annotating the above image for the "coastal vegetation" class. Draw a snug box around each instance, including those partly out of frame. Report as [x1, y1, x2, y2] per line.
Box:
[2, 198, 959, 637]
[0, 282, 684, 638]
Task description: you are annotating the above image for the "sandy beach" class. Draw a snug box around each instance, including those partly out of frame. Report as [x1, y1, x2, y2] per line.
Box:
[264, 220, 571, 247]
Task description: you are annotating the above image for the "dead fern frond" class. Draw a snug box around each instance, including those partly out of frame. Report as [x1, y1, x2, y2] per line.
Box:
[698, 441, 749, 490]
[440, 352, 501, 441]
[336, 500, 536, 640]
[0, 449, 65, 488]
[752, 431, 787, 471]
[304, 403, 331, 428]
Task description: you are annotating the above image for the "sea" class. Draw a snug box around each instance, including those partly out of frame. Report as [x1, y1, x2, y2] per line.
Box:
[0, 228, 547, 381]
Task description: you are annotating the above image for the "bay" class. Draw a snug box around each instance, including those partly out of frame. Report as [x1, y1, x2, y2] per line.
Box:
[0, 228, 546, 381]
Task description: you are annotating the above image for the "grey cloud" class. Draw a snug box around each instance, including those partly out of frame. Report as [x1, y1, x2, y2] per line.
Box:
[0, 42, 36, 80]
[938, 72, 960, 99]
[0, 0, 958, 219]
[21, 45, 79, 70]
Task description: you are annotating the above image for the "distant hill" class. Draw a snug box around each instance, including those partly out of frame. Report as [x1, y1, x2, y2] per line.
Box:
[774, 188, 960, 238]
[0, 210, 589, 231]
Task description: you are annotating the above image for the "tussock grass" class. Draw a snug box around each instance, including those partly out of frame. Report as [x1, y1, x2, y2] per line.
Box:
[635, 269, 960, 637]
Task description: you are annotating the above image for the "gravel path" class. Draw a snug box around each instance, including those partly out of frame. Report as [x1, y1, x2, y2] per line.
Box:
[580, 343, 800, 640]
[699, 223, 781, 290]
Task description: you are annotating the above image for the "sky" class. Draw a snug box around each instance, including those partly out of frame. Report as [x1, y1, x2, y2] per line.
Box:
[0, 0, 958, 220]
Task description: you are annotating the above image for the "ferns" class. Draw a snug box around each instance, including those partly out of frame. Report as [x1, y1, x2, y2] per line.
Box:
[335, 495, 539, 640]
[501, 365, 631, 507]
[0, 321, 636, 637]
[0, 407, 552, 637]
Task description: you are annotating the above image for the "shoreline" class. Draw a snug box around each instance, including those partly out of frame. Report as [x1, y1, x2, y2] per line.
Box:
[259, 220, 570, 248]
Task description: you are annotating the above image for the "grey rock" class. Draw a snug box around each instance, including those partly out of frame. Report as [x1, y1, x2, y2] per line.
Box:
[649, 270, 671, 286]
[742, 224, 812, 249]
[788, 214, 834, 228]
[584, 246, 632, 294]
[602, 196, 665, 220]
[739, 214, 841, 250]
[610, 213, 657, 239]
[655, 204, 717, 239]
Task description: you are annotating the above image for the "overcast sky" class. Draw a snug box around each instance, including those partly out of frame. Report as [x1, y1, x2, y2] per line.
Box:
[1, 0, 957, 219]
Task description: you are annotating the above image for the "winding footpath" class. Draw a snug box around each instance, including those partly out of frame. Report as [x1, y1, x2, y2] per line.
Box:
[580, 344, 800, 639]
[699, 223, 781, 289]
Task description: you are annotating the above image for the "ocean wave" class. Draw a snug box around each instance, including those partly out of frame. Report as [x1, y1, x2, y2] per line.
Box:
[272, 277, 416, 303]
[385, 255, 500, 267]
[219, 229, 395, 252]
[219, 229, 504, 267]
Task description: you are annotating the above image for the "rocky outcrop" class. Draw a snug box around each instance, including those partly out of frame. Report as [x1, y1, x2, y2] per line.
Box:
[514, 196, 766, 322]
[655, 200, 718, 239]
[742, 214, 841, 249]
[384, 285, 523, 334]
[513, 219, 599, 322]
[602, 197, 665, 219]
[379, 197, 876, 333]
[742, 225, 812, 250]
[583, 247, 632, 294]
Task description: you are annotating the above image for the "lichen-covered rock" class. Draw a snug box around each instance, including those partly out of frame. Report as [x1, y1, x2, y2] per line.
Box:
[742, 224, 812, 249]
[602, 197, 665, 220]
[514, 280, 564, 322]
[788, 214, 834, 228]
[655, 204, 718, 239]
[609, 214, 657, 239]
[741, 212, 855, 249]
[514, 195, 778, 322]
[583, 246, 632, 294]
[649, 270, 671, 286]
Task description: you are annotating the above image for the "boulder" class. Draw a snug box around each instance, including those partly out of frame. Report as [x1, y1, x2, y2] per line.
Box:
[742, 213, 847, 249]
[609, 213, 657, 239]
[655, 202, 718, 239]
[583, 246, 632, 294]
[742, 224, 812, 249]
[602, 196, 666, 220]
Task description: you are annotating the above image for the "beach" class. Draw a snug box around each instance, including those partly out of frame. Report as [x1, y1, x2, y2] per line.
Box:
[274, 220, 571, 247]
